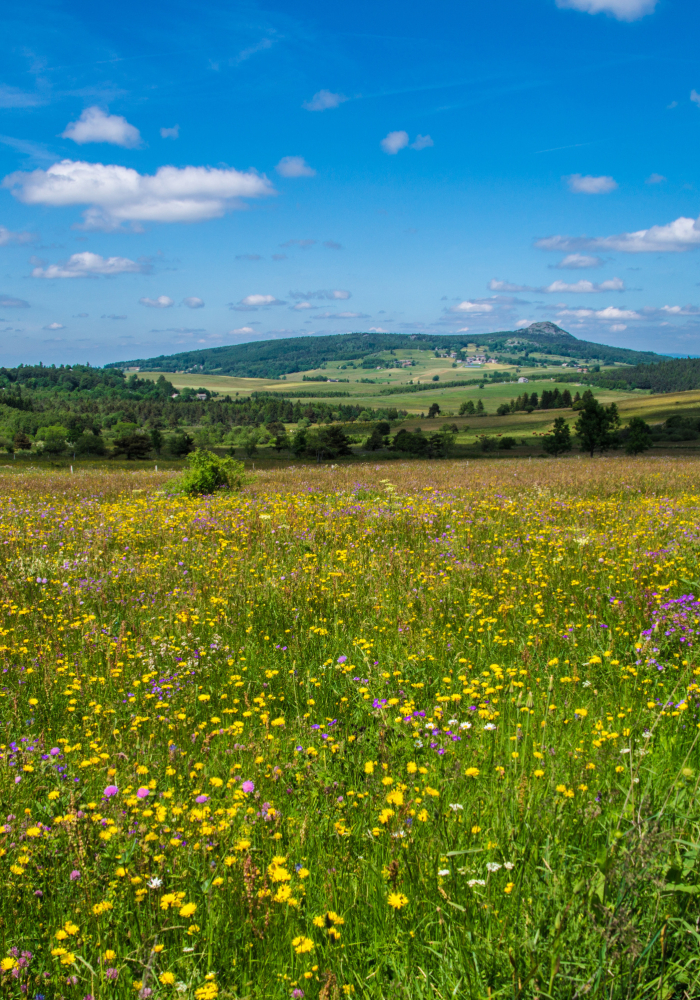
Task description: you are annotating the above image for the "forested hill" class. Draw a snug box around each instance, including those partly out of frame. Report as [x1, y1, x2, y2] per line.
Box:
[105, 324, 663, 378]
[566, 357, 700, 394]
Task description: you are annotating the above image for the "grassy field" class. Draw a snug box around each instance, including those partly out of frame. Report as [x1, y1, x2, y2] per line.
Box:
[1, 457, 699, 1000]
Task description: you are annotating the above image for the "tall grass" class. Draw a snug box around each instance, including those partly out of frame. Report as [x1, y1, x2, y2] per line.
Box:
[0, 457, 699, 999]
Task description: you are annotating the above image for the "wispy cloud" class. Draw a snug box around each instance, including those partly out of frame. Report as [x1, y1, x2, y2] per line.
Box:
[139, 296, 173, 308]
[0, 294, 30, 308]
[565, 173, 618, 194]
[0, 224, 35, 246]
[275, 156, 316, 178]
[555, 0, 657, 22]
[303, 90, 348, 112]
[289, 289, 350, 300]
[183, 297, 204, 308]
[536, 215, 700, 253]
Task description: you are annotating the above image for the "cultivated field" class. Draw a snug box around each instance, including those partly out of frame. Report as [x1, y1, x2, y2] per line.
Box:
[1, 457, 700, 999]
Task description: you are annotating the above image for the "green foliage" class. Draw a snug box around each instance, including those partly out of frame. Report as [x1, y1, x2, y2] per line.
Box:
[575, 390, 620, 456]
[542, 416, 573, 457]
[625, 416, 654, 455]
[178, 449, 247, 495]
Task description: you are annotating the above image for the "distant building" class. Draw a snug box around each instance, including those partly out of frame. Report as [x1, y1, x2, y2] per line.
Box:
[196, 393, 208, 400]
[517, 377, 529, 383]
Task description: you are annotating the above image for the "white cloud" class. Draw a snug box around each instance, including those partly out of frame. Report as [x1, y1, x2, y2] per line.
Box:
[566, 173, 618, 194]
[0, 225, 34, 246]
[609, 323, 627, 331]
[381, 131, 409, 155]
[289, 289, 350, 300]
[536, 215, 700, 253]
[160, 125, 179, 139]
[0, 294, 29, 307]
[44, 321, 65, 330]
[555, 0, 657, 21]
[61, 106, 142, 148]
[489, 279, 533, 293]
[140, 296, 174, 308]
[229, 326, 257, 335]
[303, 90, 348, 112]
[291, 302, 315, 311]
[231, 294, 286, 311]
[4, 159, 276, 230]
[183, 296, 204, 308]
[450, 301, 494, 314]
[557, 305, 641, 320]
[646, 173, 666, 184]
[32, 251, 145, 278]
[691, 90, 700, 108]
[368, 326, 388, 332]
[411, 134, 433, 150]
[554, 253, 603, 269]
[544, 277, 625, 293]
[275, 156, 316, 178]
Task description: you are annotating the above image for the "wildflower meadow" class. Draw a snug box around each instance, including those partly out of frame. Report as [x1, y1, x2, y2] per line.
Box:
[1, 458, 700, 1000]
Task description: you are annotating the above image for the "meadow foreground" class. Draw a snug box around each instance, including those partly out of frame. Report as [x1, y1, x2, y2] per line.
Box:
[1, 457, 699, 1000]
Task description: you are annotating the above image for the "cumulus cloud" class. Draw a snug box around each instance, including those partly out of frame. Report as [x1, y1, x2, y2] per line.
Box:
[536, 215, 700, 253]
[411, 134, 434, 150]
[0, 294, 30, 308]
[641, 304, 700, 317]
[0, 225, 35, 246]
[557, 305, 641, 320]
[553, 253, 603, 269]
[303, 90, 348, 112]
[544, 277, 625, 293]
[289, 289, 350, 300]
[566, 173, 618, 194]
[43, 321, 65, 330]
[230, 293, 286, 311]
[32, 251, 146, 278]
[646, 173, 666, 184]
[229, 326, 257, 334]
[140, 296, 174, 308]
[61, 106, 142, 148]
[291, 301, 315, 311]
[4, 159, 276, 230]
[449, 300, 494, 314]
[183, 296, 204, 308]
[160, 125, 179, 139]
[381, 131, 409, 155]
[555, 0, 657, 20]
[275, 156, 316, 178]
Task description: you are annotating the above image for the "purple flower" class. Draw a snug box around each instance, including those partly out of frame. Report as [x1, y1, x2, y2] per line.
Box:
[105, 969, 119, 981]
[241, 780, 254, 794]
[195, 795, 209, 804]
[337, 655, 347, 664]
[291, 991, 305, 999]
[70, 870, 81, 881]
[49, 747, 61, 756]
[136, 787, 149, 799]
[103, 785, 118, 798]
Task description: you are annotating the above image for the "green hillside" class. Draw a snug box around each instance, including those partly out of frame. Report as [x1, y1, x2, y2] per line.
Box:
[105, 324, 664, 378]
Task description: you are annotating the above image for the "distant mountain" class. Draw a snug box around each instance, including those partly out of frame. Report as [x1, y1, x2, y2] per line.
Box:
[105, 325, 665, 379]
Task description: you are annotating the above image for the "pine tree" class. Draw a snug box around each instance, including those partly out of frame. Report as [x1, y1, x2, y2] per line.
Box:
[574, 393, 620, 456]
[625, 416, 653, 455]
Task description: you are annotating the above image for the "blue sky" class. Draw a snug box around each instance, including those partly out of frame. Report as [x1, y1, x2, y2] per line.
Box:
[1, 0, 699, 365]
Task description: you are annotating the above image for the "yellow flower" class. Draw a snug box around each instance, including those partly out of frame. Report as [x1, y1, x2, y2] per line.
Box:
[464, 767, 480, 778]
[292, 936, 314, 955]
[504, 882, 515, 894]
[105, 950, 117, 960]
[0, 958, 16, 971]
[297, 867, 310, 878]
[387, 892, 408, 910]
[179, 903, 197, 918]
[48, 791, 59, 801]
[159, 972, 176, 985]
[574, 708, 588, 718]
[471, 825, 481, 834]
[364, 762, 374, 774]
[534, 769, 545, 778]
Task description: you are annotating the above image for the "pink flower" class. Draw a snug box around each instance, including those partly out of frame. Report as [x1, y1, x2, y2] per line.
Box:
[103, 785, 118, 798]
[70, 870, 81, 881]
[241, 780, 254, 794]
[136, 787, 149, 799]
